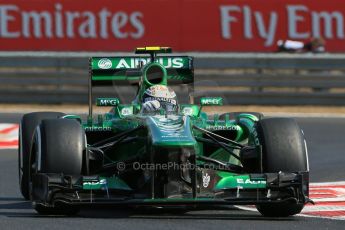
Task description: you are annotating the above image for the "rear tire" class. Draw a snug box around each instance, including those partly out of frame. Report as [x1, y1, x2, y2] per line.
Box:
[219, 112, 263, 121]
[32, 119, 85, 215]
[255, 118, 308, 217]
[18, 112, 64, 200]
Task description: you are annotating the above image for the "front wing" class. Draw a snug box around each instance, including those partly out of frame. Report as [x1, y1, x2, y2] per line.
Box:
[32, 171, 310, 208]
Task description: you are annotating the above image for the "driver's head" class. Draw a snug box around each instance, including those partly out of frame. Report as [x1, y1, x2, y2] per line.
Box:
[142, 85, 178, 113]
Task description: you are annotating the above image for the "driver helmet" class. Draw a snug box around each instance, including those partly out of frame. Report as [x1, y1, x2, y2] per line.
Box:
[142, 85, 178, 113]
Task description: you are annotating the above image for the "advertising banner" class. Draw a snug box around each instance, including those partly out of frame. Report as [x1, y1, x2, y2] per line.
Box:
[0, 0, 344, 52]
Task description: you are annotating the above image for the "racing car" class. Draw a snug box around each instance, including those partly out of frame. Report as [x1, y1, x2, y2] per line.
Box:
[18, 47, 311, 216]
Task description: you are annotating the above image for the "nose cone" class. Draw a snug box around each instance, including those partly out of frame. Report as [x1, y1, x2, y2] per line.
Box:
[146, 115, 196, 147]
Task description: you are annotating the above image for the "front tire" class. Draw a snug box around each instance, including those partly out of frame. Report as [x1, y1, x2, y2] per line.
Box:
[32, 119, 85, 215]
[33, 203, 80, 216]
[255, 118, 308, 217]
[18, 112, 64, 200]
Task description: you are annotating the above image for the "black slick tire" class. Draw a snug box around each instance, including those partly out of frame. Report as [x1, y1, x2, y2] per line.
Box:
[255, 118, 308, 217]
[19, 112, 64, 200]
[32, 118, 84, 215]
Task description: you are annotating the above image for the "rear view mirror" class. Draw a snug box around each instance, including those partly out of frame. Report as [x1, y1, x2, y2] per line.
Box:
[200, 97, 223, 106]
[96, 98, 120, 106]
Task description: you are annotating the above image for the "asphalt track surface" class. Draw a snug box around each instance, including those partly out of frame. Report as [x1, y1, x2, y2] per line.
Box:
[0, 113, 344, 229]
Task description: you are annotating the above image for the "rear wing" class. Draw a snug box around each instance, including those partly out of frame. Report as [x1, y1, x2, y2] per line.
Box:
[90, 56, 194, 86]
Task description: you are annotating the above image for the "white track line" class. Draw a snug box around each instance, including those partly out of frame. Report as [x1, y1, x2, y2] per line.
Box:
[0, 123, 19, 149]
[236, 181, 345, 220]
[310, 181, 345, 186]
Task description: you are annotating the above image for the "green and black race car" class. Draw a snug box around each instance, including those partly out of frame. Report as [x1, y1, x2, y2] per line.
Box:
[18, 47, 311, 216]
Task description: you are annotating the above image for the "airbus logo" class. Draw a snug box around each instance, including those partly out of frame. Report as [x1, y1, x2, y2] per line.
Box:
[98, 58, 112, 69]
[115, 58, 184, 69]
